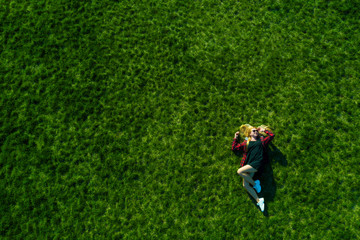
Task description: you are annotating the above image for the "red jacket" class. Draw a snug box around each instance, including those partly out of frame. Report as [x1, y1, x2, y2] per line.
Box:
[232, 130, 275, 167]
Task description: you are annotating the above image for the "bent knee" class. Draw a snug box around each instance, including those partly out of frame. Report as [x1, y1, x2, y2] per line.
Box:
[237, 168, 246, 175]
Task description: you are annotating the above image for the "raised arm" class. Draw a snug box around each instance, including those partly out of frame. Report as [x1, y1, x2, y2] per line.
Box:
[261, 129, 275, 146]
[232, 138, 246, 152]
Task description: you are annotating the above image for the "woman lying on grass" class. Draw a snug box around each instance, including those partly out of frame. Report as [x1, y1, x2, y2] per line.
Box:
[232, 124, 275, 212]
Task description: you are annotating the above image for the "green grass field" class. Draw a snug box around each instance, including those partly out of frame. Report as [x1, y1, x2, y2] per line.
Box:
[1, 0, 360, 239]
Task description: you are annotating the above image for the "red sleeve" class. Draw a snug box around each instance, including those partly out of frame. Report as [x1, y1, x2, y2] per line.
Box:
[232, 139, 246, 152]
[261, 130, 275, 146]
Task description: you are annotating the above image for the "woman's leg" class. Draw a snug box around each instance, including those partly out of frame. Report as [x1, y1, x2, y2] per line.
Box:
[237, 165, 259, 202]
[243, 177, 260, 202]
[237, 165, 257, 186]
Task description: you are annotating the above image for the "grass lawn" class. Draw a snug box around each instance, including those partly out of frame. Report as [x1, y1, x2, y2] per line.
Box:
[1, 0, 360, 239]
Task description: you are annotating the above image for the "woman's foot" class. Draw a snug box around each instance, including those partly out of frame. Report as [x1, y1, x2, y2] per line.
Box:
[257, 198, 265, 212]
[253, 180, 261, 193]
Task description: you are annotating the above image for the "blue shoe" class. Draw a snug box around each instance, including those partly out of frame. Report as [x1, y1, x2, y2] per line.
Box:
[253, 180, 261, 193]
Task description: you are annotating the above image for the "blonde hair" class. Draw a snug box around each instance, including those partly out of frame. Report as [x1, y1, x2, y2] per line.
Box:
[239, 124, 272, 152]
[239, 124, 272, 138]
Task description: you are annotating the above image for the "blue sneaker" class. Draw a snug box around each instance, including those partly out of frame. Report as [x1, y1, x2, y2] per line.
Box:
[253, 180, 261, 193]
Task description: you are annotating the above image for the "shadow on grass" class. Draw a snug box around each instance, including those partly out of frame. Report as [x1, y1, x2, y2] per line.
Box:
[249, 144, 287, 216]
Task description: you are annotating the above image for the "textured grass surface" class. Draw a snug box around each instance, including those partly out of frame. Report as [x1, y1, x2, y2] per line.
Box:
[1, 0, 360, 239]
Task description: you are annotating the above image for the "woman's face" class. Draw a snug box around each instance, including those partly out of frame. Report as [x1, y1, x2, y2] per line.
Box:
[249, 128, 259, 138]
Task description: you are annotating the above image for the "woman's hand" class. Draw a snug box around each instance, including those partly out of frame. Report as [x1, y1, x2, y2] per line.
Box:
[234, 131, 240, 139]
[258, 127, 265, 132]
